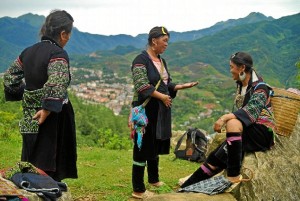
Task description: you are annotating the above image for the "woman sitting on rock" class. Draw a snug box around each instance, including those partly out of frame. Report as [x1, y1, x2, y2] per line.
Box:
[181, 52, 276, 189]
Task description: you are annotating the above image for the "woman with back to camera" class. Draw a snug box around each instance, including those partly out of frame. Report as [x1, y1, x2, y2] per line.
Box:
[180, 52, 276, 191]
[130, 26, 199, 199]
[3, 9, 77, 181]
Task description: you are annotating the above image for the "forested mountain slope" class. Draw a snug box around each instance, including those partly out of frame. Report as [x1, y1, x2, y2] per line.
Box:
[0, 12, 275, 72]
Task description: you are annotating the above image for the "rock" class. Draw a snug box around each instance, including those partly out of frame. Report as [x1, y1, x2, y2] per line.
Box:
[238, 113, 300, 201]
[20, 189, 73, 200]
[146, 192, 236, 201]
[160, 114, 300, 201]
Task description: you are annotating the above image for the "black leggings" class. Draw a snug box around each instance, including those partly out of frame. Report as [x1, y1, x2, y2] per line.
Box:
[208, 124, 273, 173]
[132, 157, 159, 193]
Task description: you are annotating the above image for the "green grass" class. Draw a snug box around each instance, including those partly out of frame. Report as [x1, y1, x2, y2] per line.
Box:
[0, 134, 200, 201]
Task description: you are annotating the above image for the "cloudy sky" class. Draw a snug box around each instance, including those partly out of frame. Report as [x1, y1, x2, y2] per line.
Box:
[0, 0, 299, 36]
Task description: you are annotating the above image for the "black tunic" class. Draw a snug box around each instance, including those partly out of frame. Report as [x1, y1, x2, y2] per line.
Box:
[132, 51, 177, 160]
[4, 36, 77, 181]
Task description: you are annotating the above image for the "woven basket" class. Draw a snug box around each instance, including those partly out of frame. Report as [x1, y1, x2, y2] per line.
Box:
[271, 87, 300, 136]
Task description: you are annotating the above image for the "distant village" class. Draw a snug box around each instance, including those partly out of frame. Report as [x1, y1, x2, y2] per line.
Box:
[0, 67, 228, 128]
[70, 67, 134, 115]
[0, 67, 134, 116]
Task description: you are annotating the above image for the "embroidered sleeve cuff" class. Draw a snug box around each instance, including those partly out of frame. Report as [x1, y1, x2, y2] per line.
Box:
[42, 99, 63, 113]
[139, 86, 155, 100]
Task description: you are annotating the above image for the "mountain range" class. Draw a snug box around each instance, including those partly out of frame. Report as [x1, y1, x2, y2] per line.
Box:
[0, 13, 273, 64]
[0, 12, 299, 88]
[68, 12, 299, 87]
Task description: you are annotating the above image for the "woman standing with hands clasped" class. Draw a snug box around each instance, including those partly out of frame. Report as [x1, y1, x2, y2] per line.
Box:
[130, 26, 198, 199]
[3, 10, 77, 181]
[180, 52, 276, 191]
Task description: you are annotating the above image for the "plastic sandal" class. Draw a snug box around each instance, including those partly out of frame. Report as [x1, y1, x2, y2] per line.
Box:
[225, 167, 254, 192]
[149, 181, 165, 187]
[178, 174, 192, 186]
[132, 190, 155, 199]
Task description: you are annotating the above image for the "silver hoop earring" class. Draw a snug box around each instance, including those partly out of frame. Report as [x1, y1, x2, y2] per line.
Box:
[239, 71, 246, 81]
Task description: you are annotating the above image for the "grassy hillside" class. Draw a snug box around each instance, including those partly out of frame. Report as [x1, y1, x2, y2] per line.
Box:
[0, 79, 200, 200]
[0, 130, 200, 201]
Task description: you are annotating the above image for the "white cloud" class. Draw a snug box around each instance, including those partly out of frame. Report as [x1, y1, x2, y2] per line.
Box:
[0, 0, 299, 36]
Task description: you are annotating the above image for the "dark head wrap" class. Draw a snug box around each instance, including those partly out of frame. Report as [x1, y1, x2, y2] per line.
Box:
[148, 26, 170, 45]
[230, 52, 253, 72]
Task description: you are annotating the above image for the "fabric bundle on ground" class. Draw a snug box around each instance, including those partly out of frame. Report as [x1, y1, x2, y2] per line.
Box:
[1, 162, 67, 201]
[11, 172, 67, 201]
[178, 175, 232, 195]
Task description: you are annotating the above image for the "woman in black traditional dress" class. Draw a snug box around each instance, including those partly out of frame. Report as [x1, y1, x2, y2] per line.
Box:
[130, 26, 198, 199]
[180, 52, 276, 190]
[3, 10, 77, 181]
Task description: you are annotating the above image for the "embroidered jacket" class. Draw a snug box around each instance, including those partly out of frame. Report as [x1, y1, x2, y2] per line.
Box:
[3, 36, 71, 134]
[233, 71, 276, 131]
[131, 50, 177, 104]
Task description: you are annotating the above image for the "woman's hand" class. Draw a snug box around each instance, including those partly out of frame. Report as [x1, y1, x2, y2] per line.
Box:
[162, 94, 172, 108]
[213, 117, 226, 133]
[175, 81, 199, 90]
[150, 91, 172, 107]
[128, 110, 134, 131]
[33, 109, 51, 125]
